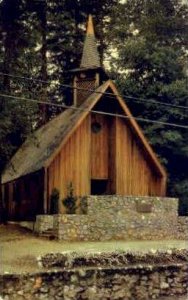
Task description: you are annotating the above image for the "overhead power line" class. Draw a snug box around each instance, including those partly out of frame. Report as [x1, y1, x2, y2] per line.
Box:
[0, 72, 188, 110]
[0, 92, 187, 129]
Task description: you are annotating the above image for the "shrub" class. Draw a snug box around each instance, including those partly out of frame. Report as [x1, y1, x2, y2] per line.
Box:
[62, 182, 77, 214]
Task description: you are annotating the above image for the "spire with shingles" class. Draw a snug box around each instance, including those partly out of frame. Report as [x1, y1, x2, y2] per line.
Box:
[80, 15, 101, 69]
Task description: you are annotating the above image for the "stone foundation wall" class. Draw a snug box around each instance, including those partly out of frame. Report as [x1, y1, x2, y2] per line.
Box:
[56, 196, 178, 240]
[54, 214, 89, 240]
[1, 264, 188, 300]
[35, 196, 179, 240]
[177, 217, 188, 239]
[34, 215, 54, 233]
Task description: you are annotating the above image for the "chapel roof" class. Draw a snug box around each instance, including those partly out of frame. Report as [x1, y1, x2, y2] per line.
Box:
[2, 80, 166, 184]
[2, 81, 109, 184]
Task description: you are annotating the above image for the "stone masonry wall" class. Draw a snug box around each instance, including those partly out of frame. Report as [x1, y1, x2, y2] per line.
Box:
[1, 263, 188, 300]
[177, 217, 188, 239]
[34, 215, 54, 233]
[53, 196, 179, 241]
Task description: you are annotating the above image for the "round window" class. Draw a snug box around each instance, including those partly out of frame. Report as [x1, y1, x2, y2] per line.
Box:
[91, 122, 102, 133]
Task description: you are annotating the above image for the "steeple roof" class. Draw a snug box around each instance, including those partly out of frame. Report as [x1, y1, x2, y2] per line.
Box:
[80, 15, 101, 69]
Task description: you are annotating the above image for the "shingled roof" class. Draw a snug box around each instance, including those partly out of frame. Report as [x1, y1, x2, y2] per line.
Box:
[80, 15, 101, 69]
[2, 79, 166, 184]
[2, 81, 109, 184]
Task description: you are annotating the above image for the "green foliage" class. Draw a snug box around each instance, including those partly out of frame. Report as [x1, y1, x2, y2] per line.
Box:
[0, 0, 40, 169]
[50, 188, 60, 214]
[108, 0, 188, 214]
[62, 183, 88, 214]
[63, 182, 77, 214]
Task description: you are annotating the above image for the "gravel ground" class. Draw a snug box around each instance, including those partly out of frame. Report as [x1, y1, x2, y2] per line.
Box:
[0, 224, 188, 274]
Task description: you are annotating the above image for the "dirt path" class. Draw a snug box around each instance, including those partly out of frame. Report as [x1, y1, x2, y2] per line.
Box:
[0, 224, 188, 274]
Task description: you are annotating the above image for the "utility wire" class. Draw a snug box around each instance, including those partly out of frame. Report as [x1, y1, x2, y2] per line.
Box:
[0, 72, 188, 110]
[0, 92, 187, 129]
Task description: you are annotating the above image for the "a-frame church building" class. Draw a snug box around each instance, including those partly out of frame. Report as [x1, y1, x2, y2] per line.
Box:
[2, 16, 167, 221]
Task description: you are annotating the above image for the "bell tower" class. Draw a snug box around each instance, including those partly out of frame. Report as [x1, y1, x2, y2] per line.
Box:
[72, 15, 107, 106]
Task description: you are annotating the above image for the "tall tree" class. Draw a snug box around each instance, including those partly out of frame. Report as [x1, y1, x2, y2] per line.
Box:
[108, 0, 188, 213]
[31, 0, 48, 125]
[0, 0, 38, 222]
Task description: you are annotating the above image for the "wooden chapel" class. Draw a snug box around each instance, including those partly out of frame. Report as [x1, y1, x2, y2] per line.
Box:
[2, 15, 167, 221]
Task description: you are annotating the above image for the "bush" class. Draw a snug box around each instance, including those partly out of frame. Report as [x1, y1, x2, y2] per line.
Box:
[62, 182, 77, 214]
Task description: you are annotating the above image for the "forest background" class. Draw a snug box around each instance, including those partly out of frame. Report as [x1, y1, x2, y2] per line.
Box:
[0, 0, 187, 220]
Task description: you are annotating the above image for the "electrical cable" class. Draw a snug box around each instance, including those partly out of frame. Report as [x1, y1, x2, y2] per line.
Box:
[0, 72, 188, 110]
[0, 92, 187, 129]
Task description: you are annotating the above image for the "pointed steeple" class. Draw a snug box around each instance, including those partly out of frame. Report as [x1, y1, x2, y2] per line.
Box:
[86, 14, 95, 35]
[69, 15, 108, 107]
[80, 15, 101, 69]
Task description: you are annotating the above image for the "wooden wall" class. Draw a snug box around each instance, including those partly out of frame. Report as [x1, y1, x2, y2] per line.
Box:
[108, 117, 117, 194]
[115, 117, 165, 196]
[47, 112, 166, 211]
[3, 171, 44, 221]
[47, 115, 91, 211]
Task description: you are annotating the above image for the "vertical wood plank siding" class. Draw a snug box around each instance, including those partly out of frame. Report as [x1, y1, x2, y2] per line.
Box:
[115, 117, 164, 196]
[108, 117, 117, 194]
[47, 113, 165, 209]
[48, 115, 91, 207]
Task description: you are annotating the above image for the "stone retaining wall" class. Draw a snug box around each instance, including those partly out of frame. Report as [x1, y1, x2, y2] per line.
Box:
[36, 196, 179, 240]
[34, 215, 54, 233]
[1, 263, 188, 300]
[177, 217, 188, 239]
